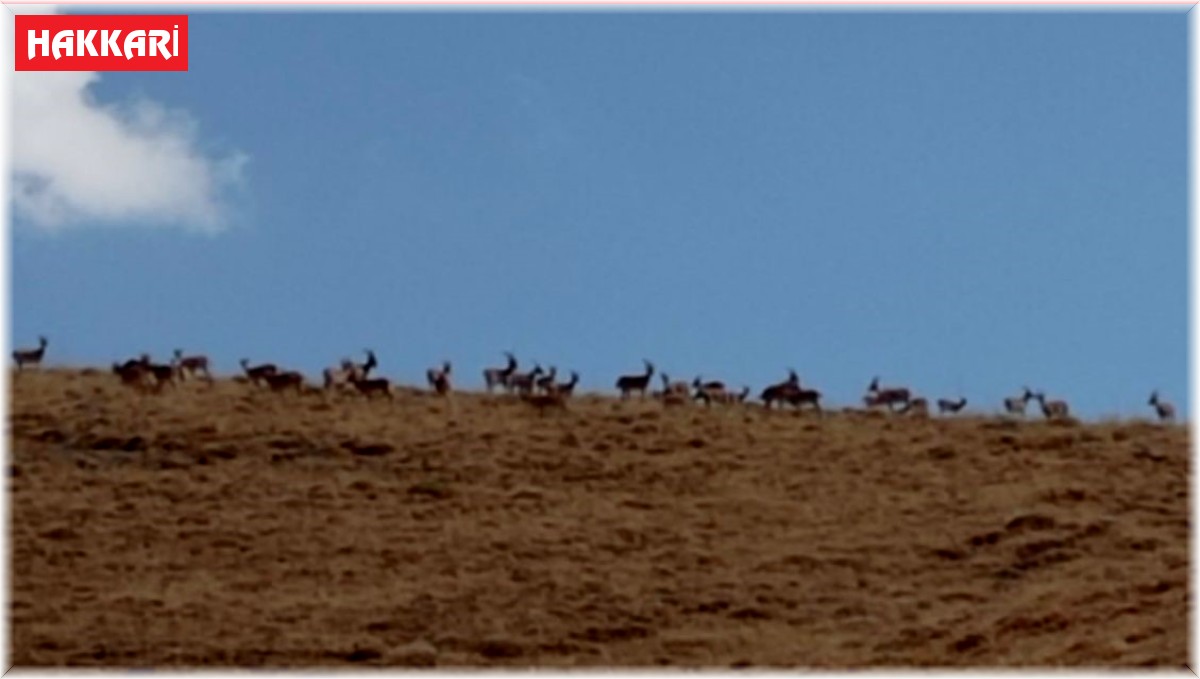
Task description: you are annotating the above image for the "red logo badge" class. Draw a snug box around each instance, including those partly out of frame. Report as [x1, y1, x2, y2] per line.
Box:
[15, 15, 188, 71]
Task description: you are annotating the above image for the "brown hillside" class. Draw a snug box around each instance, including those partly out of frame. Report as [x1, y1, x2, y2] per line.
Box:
[8, 368, 1190, 667]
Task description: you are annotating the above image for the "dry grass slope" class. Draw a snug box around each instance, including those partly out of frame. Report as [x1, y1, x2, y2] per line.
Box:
[8, 368, 1190, 667]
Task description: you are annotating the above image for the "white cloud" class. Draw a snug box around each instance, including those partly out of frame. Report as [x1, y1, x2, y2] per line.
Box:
[8, 7, 248, 234]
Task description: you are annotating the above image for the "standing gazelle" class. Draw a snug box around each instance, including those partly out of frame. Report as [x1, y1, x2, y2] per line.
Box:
[1035, 392, 1070, 420]
[172, 349, 213, 382]
[137, 354, 179, 389]
[356, 350, 378, 379]
[786, 383, 823, 413]
[322, 350, 375, 392]
[427, 361, 453, 396]
[349, 372, 394, 400]
[508, 364, 545, 396]
[866, 376, 911, 412]
[552, 371, 580, 397]
[240, 358, 279, 386]
[1004, 387, 1034, 417]
[483, 352, 518, 393]
[12, 336, 48, 371]
[760, 369, 802, 410]
[535, 366, 559, 394]
[616, 360, 655, 399]
[323, 359, 356, 391]
[1149, 391, 1176, 422]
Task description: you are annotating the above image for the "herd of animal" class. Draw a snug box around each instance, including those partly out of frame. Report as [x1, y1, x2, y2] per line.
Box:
[9, 336, 1180, 422]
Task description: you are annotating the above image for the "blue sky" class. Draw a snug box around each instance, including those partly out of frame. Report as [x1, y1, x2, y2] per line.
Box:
[10, 9, 1187, 418]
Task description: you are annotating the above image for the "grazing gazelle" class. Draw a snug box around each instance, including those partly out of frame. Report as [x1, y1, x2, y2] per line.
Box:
[1035, 392, 1070, 420]
[1149, 391, 1175, 423]
[902, 397, 930, 417]
[692, 376, 737, 407]
[863, 393, 887, 409]
[616, 360, 655, 399]
[114, 356, 145, 374]
[12, 336, 48, 371]
[112, 360, 153, 391]
[262, 370, 306, 394]
[937, 397, 967, 415]
[693, 376, 727, 392]
[427, 361, 453, 396]
[660, 373, 690, 400]
[866, 376, 911, 412]
[483, 352, 518, 393]
[521, 391, 568, 415]
[692, 381, 727, 407]
[172, 349, 213, 382]
[660, 390, 689, 408]
[1004, 387, 1034, 417]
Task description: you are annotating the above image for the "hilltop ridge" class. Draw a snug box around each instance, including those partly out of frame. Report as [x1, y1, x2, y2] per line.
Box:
[9, 368, 1189, 667]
